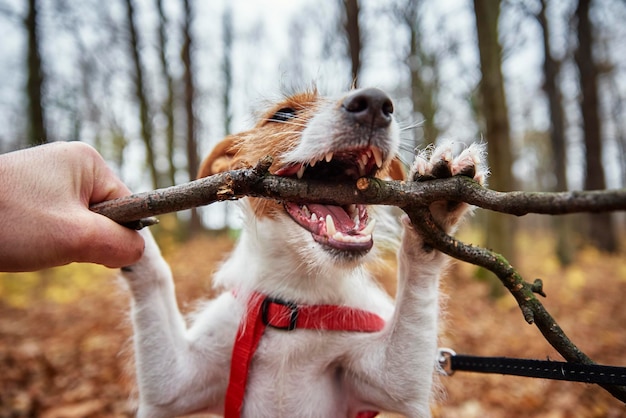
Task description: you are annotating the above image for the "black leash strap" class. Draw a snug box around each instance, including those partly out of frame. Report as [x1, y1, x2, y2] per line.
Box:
[438, 349, 626, 386]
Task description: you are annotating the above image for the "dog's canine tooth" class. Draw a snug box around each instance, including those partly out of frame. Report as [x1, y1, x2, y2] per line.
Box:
[325, 152, 333, 163]
[297, 165, 306, 179]
[371, 147, 383, 168]
[325, 215, 337, 236]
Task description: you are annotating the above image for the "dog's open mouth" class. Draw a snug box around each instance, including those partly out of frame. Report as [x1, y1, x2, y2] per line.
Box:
[275, 147, 383, 253]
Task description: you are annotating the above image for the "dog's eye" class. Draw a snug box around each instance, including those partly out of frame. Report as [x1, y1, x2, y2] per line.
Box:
[268, 107, 297, 123]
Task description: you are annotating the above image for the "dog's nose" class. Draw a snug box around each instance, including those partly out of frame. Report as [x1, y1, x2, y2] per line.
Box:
[342, 88, 394, 129]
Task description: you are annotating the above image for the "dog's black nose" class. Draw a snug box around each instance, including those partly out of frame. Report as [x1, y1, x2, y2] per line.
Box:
[342, 88, 394, 129]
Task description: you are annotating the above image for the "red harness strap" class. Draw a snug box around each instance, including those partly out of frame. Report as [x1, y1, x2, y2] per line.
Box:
[225, 291, 386, 418]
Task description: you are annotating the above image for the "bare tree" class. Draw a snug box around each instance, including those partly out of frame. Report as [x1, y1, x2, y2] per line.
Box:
[473, 0, 516, 268]
[156, 0, 177, 187]
[219, 3, 234, 229]
[395, 0, 440, 147]
[536, 0, 573, 265]
[574, 0, 618, 252]
[342, 0, 361, 86]
[181, 0, 201, 234]
[25, 0, 47, 145]
[124, 0, 159, 189]
[221, 4, 233, 139]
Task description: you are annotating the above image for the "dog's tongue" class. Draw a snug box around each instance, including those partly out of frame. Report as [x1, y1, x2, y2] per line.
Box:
[308, 204, 355, 232]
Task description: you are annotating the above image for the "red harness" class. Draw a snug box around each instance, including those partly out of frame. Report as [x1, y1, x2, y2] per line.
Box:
[225, 291, 386, 418]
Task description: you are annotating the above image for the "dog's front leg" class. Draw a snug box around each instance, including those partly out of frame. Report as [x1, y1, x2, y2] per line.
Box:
[122, 230, 232, 418]
[350, 144, 486, 417]
[349, 222, 443, 417]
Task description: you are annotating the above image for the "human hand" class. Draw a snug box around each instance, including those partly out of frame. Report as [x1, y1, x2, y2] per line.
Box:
[0, 141, 145, 272]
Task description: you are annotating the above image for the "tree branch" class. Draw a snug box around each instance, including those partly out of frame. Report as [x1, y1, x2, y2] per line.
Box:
[403, 206, 626, 402]
[90, 157, 626, 402]
[91, 157, 626, 225]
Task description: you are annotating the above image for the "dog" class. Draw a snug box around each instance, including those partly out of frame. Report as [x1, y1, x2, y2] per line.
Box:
[121, 87, 486, 418]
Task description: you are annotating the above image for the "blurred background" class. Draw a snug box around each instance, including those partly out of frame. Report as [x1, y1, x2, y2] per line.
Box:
[0, 0, 625, 417]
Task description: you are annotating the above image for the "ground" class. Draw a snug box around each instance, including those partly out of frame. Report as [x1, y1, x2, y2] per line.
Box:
[0, 227, 625, 418]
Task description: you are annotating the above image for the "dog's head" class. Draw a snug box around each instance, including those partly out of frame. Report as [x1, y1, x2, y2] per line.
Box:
[199, 88, 404, 265]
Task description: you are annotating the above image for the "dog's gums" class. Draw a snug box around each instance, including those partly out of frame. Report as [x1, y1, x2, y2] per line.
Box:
[284, 202, 375, 252]
[276, 146, 384, 253]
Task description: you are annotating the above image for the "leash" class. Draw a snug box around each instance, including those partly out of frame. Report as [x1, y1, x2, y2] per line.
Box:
[438, 348, 626, 386]
[225, 292, 386, 418]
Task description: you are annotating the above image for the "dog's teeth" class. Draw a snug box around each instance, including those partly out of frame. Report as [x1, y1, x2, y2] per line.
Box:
[358, 157, 368, 174]
[365, 149, 372, 158]
[325, 215, 337, 236]
[325, 152, 333, 163]
[360, 219, 377, 236]
[333, 232, 371, 243]
[301, 205, 311, 217]
[311, 213, 318, 222]
[310, 159, 317, 167]
[358, 161, 366, 177]
[346, 204, 360, 228]
[297, 165, 306, 179]
[372, 147, 383, 168]
[361, 153, 369, 166]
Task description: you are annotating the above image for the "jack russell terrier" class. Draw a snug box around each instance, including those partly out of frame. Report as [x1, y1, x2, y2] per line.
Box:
[121, 87, 487, 418]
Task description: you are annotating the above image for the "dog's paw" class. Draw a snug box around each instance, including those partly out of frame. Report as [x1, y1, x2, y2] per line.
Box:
[121, 229, 172, 297]
[409, 142, 488, 232]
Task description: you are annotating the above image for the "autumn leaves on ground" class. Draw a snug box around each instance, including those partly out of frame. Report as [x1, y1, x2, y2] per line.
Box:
[1, 226, 625, 418]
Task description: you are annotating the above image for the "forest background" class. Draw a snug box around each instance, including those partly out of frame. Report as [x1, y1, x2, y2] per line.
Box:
[1, 0, 626, 416]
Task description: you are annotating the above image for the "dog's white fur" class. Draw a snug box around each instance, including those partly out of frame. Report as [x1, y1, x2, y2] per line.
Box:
[121, 88, 486, 418]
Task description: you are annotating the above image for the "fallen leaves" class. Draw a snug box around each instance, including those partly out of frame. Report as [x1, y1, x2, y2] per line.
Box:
[0, 231, 624, 417]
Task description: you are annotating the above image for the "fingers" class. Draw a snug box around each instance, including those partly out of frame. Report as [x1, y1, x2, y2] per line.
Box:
[54, 142, 145, 267]
[82, 148, 147, 267]
[70, 212, 145, 268]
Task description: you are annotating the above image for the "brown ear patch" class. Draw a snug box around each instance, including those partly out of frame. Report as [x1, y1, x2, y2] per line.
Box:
[197, 135, 240, 179]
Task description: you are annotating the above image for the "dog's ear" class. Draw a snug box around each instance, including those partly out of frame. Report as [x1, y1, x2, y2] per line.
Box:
[197, 135, 241, 178]
[384, 157, 406, 181]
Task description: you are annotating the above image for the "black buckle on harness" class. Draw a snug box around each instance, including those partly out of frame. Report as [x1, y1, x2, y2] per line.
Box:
[261, 297, 299, 331]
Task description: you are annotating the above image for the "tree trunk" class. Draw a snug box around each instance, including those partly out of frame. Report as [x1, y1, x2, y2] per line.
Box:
[403, 0, 439, 147]
[343, 0, 361, 87]
[156, 0, 177, 187]
[25, 0, 47, 145]
[182, 0, 201, 235]
[574, 0, 618, 252]
[220, 4, 234, 230]
[473, 0, 516, 287]
[125, 0, 159, 189]
[537, 0, 574, 265]
[221, 5, 233, 141]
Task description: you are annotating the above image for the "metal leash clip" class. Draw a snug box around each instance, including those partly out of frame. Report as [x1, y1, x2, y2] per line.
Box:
[437, 348, 456, 376]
